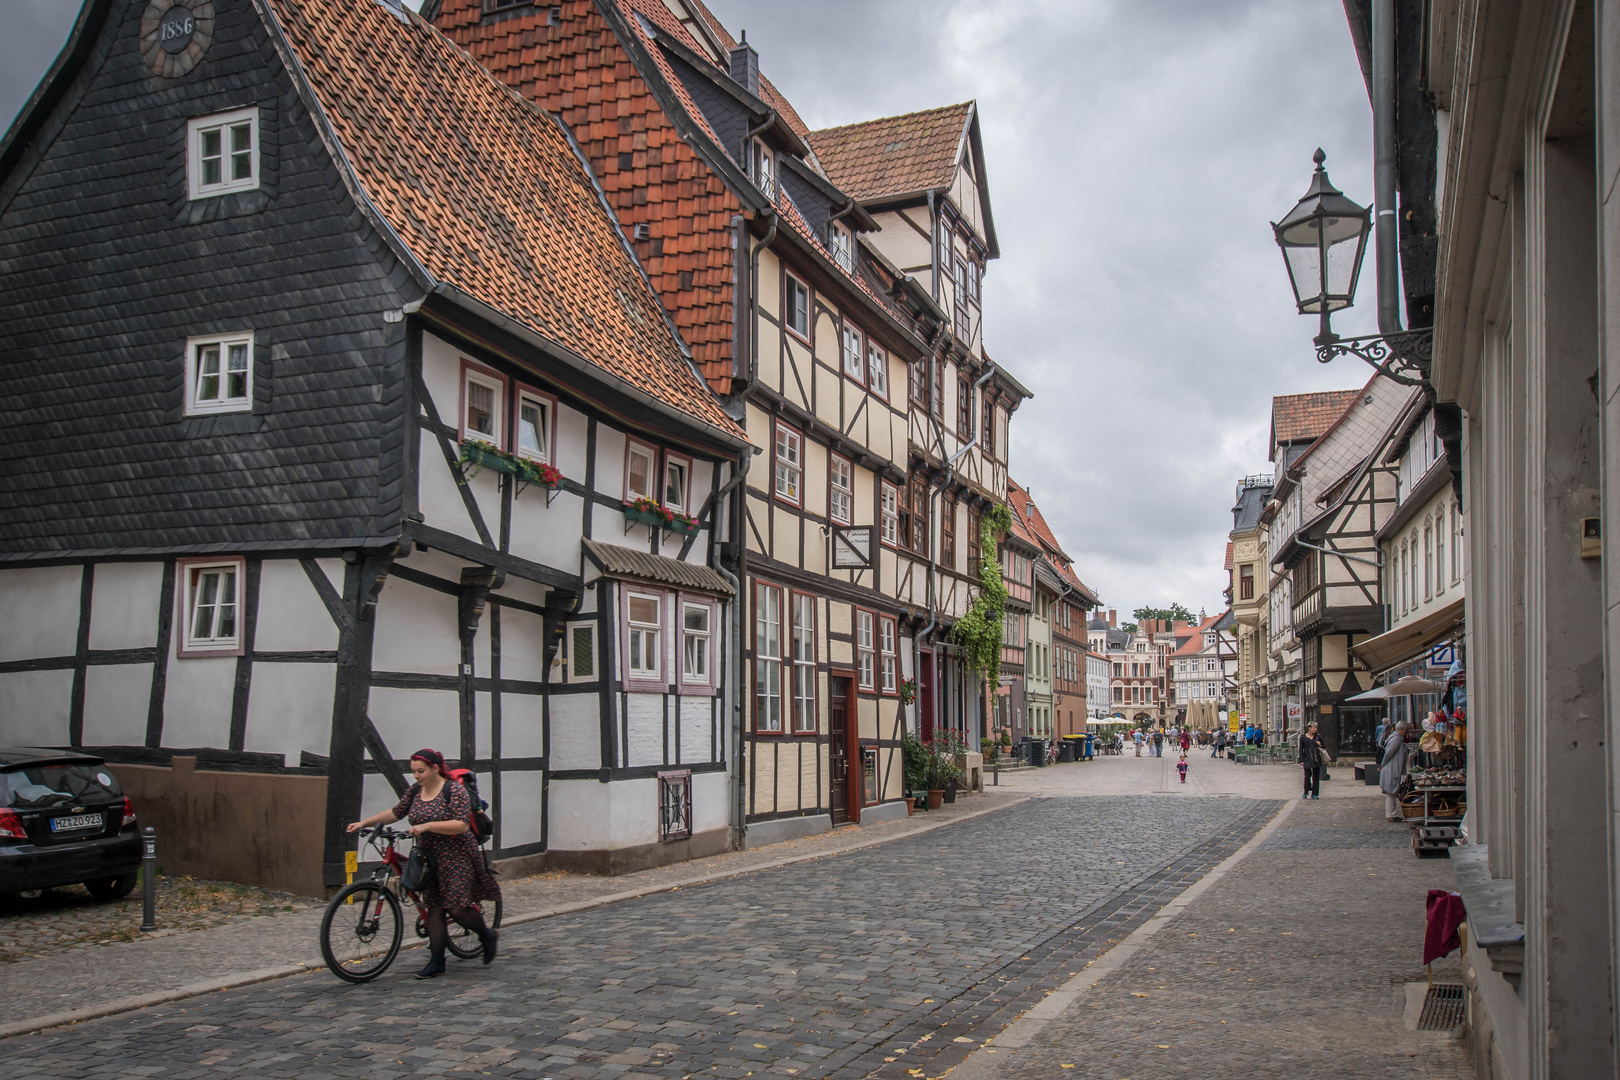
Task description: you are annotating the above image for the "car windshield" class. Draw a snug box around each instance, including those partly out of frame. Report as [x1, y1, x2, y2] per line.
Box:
[0, 763, 122, 808]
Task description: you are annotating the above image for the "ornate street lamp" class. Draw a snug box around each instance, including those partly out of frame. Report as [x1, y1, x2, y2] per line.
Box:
[1272, 149, 1430, 385]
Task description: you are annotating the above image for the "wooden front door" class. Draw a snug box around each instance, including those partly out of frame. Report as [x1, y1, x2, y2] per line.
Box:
[830, 675, 853, 824]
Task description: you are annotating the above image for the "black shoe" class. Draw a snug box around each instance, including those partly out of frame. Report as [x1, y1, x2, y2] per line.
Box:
[414, 957, 446, 979]
[480, 928, 498, 965]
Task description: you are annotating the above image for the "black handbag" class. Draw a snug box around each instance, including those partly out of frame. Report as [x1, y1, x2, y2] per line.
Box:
[401, 845, 435, 893]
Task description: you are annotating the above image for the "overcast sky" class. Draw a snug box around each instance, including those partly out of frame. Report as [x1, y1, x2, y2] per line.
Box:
[1, 0, 1376, 620]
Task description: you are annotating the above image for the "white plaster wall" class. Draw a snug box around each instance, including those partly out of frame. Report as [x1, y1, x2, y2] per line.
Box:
[548, 692, 600, 770]
[82, 665, 152, 746]
[361, 773, 402, 824]
[475, 690, 492, 760]
[625, 693, 664, 768]
[596, 426, 626, 502]
[161, 655, 236, 748]
[372, 579, 459, 676]
[0, 565, 81, 661]
[421, 332, 462, 418]
[498, 606, 548, 682]
[0, 668, 73, 743]
[244, 662, 336, 763]
[554, 402, 589, 492]
[692, 770, 727, 834]
[679, 696, 712, 763]
[88, 563, 163, 651]
[499, 768, 544, 848]
[500, 692, 545, 759]
[509, 491, 583, 570]
[606, 776, 658, 847]
[369, 686, 460, 757]
[255, 560, 340, 652]
[546, 777, 612, 849]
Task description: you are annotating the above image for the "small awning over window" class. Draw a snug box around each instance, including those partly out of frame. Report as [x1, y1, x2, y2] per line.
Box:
[582, 539, 734, 596]
[1349, 598, 1464, 675]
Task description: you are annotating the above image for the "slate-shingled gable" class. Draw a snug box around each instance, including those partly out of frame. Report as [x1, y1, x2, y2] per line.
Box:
[0, 0, 415, 553]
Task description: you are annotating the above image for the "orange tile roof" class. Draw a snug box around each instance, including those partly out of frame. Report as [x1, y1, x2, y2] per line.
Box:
[807, 104, 974, 203]
[268, 0, 738, 437]
[434, 0, 744, 392]
[1271, 389, 1361, 447]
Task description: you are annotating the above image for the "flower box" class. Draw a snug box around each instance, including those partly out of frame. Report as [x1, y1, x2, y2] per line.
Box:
[624, 505, 671, 530]
[624, 501, 700, 535]
[459, 441, 520, 477]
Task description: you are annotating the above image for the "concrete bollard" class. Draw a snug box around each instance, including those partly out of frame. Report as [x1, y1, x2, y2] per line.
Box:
[992, 763, 999, 786]
[140, 826, 157, 932]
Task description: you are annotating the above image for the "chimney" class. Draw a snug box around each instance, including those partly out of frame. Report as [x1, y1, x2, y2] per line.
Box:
[1107, 609, 1116, 627]
[729, 31, 760, 96]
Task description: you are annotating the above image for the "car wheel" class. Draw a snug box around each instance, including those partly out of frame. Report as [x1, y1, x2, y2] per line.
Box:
[85, 873, 139, 901]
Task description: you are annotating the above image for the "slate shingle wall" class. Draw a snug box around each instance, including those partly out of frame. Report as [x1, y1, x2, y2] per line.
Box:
[0, 0, 411, 553]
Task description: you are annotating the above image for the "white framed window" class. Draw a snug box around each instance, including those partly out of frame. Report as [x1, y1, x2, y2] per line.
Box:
[879, 615, 897, 694]
[829, 221, 854, 272]
[681, 601, 711, 685]
[856, 609, 875, 691]
[755, 583, 783, 733]
[663, 452, 691, 513]
[626, 591, 662, 682]
[879, 483, 899, 547]
[1436, 505, 1447, 593]
[1424, 522, 1434, 599]
[185, 332, 253, 415]
[867, 340, 888, 399]
[751, 138, 775, 200]
[461, 362, 506, 447]
[791, 592, 816, 733]
[178, 557, 244, 656]
[828, 453, 853, 526]
[1450, 503, 1461, 583]
[841, 325, 864, 382]
[773, 421, 802, 505]
[784, 274, 810, 339]
[565, 621, 597, 682]
[625, 439, 657, 503]
[187, 107, 259, 200]
[514, 386, 555, 463]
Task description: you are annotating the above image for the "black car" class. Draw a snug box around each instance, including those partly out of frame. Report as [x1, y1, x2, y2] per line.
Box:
[0, 748, 142, 899]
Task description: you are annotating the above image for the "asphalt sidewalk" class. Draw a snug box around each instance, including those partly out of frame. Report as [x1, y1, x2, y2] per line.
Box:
[0, 790, 1026, 1040]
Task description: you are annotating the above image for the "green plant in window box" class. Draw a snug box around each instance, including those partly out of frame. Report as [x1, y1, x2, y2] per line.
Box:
[624, 495, 672, 529]
[459, 440, 521, 480]
[517, 458, 564, 491]
[898, 678, 917, 706]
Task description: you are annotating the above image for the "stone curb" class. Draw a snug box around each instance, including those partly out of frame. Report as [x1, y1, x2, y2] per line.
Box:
[0, 794, 1030, 1042]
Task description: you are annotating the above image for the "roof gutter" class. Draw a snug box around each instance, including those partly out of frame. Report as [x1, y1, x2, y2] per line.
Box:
[1371, 0, 1403, 337]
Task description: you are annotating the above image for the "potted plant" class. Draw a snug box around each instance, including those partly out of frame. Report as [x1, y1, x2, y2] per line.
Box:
[902, 732, 930, 810]
[518, 458, 564, 492]
[981, 736, 996, 763]
[624, 495, 673, 530]
[899, 679, 917, 707]
[460, 440, 521, 479]
[926, 735, 964, 806]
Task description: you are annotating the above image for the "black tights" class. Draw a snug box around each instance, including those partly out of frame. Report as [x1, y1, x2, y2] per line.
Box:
[424, 904, 489, 961]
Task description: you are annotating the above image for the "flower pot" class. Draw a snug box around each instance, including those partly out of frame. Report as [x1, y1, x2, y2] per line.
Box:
[927, 789, 943, 810]
[460, 441, 521, 478]
[624, 505, 671, 529]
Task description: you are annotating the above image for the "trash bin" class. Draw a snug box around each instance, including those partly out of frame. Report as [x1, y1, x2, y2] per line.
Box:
[1028, 738, 1046, 767]
[1058, 740, 1076, 763]
[1083, 734, 1095, 760]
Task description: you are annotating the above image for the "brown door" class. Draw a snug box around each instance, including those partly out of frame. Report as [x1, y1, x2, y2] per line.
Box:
[830, 676, 851, 824]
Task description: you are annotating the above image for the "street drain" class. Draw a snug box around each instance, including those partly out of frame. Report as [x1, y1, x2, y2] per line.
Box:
[1417, 983, 1465, 1030]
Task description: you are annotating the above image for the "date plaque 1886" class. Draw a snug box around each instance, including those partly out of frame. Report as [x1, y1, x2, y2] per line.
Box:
[140, 0, 215, 78]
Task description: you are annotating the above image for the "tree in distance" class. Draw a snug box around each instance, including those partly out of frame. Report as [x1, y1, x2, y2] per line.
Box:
[1133, 603, 1193, 625]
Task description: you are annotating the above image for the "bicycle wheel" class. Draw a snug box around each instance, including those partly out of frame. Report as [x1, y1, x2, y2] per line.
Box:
[445, 896, 503, 960]
[320, 881, 403, 983]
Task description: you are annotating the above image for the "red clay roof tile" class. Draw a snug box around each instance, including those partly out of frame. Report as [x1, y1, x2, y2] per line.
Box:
[1271, 389, 1361, 447]
[807, 103, 974, 203]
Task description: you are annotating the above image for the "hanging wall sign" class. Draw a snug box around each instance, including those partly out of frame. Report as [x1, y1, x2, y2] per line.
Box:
[831, 526, 872, 569]
[141, 1, 215, 78]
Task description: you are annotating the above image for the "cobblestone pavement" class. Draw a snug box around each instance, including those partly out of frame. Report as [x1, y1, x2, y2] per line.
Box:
[2, 795, 1280, 1078]
[0, 876, 318, 964]
[963, 794, 1471, 1079]
[0, 792, 1023, 1027]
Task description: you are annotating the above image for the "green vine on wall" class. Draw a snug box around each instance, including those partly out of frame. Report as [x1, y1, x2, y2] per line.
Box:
[951, 503, 1014, 689]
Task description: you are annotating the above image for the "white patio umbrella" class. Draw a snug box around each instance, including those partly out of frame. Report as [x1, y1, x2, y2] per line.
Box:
[1344, 675, 1442, 701]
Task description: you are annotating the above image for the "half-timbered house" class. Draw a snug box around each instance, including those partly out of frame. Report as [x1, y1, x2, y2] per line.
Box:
[0, 0, 752, 893]
[808, 104, 1033, 747]
[432, 0, 937, 843]
[1268, 377, 1415, 754]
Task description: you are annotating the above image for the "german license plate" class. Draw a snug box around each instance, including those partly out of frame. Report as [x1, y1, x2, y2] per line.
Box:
[50, 813, 102, 833]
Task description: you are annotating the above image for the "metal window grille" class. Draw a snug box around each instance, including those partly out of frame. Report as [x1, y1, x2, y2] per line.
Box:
[658, 771, 692, 842]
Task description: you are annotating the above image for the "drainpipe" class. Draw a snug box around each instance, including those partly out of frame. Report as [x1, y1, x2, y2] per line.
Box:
[917, 316, 951, 738]
[711, 451, 752, 851]
[943, 360, 999, 476]
[1371, 0, 1402, 337]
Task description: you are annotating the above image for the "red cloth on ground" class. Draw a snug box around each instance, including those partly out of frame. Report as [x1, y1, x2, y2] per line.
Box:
[1424, 889, 1466, 964]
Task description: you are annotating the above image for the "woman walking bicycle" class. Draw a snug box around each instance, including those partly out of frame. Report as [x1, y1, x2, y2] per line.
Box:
[347, 748, 501, 979]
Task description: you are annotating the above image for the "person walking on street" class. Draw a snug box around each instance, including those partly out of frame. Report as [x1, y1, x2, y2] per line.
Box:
[348, 748, 501, 979]
[1152, 728, 1164, 757]
[1213, 729, 1226, 758]
[1133, 729, 1143, 757]
[1179, 729, 1192, 754]
[1176, 752, 1189, 784]
[1298, 721, 1327, 799]
[1379, 719, 1413, 821]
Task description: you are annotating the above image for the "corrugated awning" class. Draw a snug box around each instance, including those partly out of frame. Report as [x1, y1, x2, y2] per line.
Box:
[582, 539, 734, 596]
[1349, 598, 1464, 675]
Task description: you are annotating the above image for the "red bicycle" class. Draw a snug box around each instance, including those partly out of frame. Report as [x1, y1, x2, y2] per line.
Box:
[319, 825, 502, 983]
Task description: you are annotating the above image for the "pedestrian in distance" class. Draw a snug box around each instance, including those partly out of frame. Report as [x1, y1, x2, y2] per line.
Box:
[1379, 719, 1413, 821]
[1133, 729, 1143, 757]
[1179, 728, 1192, 754]
[1176, 752, 1189, 784]
[348, 748, 501, 979]
[1298, 721, 1329, 799]
[1152, 729, 1164, 757]
[1213, 729, 1225, 757]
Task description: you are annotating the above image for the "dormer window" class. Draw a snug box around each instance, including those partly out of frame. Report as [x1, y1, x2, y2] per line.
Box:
[187, 107, 258, 200]
[829, 222, 853, 273]
[750, 139, 775, 200]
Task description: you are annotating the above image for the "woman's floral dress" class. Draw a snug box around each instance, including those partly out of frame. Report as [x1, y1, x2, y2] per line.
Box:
[391, 780, 501, 909]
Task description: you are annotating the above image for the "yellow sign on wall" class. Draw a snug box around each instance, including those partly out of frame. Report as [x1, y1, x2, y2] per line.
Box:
[1228, 710, 1241, 732]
